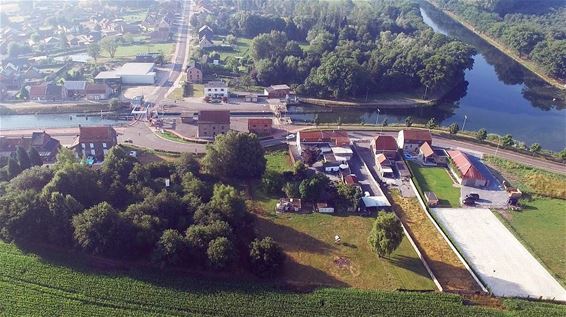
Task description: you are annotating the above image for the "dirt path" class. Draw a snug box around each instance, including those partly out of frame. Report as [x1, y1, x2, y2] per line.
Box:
[390, 192, 483, 293]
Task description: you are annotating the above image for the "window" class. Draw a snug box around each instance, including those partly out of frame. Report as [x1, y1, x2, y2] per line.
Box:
[103, 149, 108, 155]
[91, 149, 96, 155]
[90, 143, 94, 148]
[81, 143, 85, 148]
[102, 143, 107, 148]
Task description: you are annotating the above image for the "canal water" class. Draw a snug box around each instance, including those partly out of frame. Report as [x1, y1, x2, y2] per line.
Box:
[0, 114, 122, 130]
[290, 2, 566, 151]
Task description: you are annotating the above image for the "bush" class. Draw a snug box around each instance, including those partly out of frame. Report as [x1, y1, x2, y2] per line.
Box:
[207, 237, 235, 269]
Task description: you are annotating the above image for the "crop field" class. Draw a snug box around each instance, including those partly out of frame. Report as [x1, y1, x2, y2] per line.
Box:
[409, 162, 461, 207]
[3, 239, 566, 316]
[390, 192, 482, 292]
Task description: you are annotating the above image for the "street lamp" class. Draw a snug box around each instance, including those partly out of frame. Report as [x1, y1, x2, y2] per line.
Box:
[462, 115, 468, 132]
[375, 108, 380, 127]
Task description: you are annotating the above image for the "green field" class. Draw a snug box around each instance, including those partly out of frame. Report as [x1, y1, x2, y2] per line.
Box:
[122, 9, 148, 23]
[102, 43, 176, 59]
[409, 162, 460, 207]
[496, 198, 566, 284]
[217, 37, 252, 61]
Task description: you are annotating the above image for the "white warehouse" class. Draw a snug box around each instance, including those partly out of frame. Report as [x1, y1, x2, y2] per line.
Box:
[95, 63, 156, 85]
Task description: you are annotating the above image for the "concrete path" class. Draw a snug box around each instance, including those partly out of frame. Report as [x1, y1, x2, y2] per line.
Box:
[431, 208, 566, 300]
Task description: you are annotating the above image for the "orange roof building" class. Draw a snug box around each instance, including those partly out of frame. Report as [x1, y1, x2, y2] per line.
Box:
[447, 150, 488, 187]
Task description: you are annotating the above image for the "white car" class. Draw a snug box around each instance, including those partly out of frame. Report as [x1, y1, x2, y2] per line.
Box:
[285, 134, 296, 140]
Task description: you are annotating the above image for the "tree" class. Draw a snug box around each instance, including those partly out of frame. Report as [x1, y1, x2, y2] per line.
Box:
[28, 148, 43, 166]
[8, 166, 52, 192]
[225, 34, 237, 45]
[503, 26, 544, 57]
[72, 202, 132, 257]
[203, 131, 266, 179]
[262, 170, 284, 195]
[301, 147, 320, 166]
[7, 158, 21, 179]
[46, 192, 84, 246]
[448, 122, 460, 135]
[207, 237, 235, 269]
[43, 164, 101, 207]
[152, 229, 186, 267]
[501, 134, 514, 147]
[299, 173, 330, 202]
[17, 86, 29, 100]
[100, 36, 119, 58]
[368, 213, 404, 258]
[529, 143, 542, 153]
[283, 182, 300, 199]
[335, 182, 362, 211]
[87, 42, 101, 64]
[405, 116, 414, 127]
[476, 128, 487, 141]
[249, 237, 285, 277]
[16, 146, 31, 170]
[426, 118, 438, 129]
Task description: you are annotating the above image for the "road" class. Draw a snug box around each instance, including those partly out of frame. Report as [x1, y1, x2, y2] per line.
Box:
[146, 0, 192, 104]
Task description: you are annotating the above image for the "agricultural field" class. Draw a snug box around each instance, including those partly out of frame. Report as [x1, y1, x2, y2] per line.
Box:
[4, 242, 565, 317]
[409, 162, 460, 207]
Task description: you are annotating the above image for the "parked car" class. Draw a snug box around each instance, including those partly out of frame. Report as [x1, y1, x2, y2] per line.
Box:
[404, 153, 413, 160]
[462, 197, 476, 206]
[467, 193, 480, 200]
[124, 139, 133, 143]
[285, 134, 295, 140]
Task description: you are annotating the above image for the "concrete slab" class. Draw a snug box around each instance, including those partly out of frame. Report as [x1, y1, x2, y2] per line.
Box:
[431, 208, 566, 300]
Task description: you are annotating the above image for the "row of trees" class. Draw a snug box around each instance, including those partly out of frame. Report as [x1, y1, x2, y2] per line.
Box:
[434, 0, 566, 81]
[0, 132, 284, 277]
[0, 146, 43, 181]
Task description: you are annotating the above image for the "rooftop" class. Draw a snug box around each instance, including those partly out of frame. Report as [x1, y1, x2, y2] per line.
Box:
[420, 142, 434, 157]
[248, 118, 272, 125]
[266, 84, 290, 92]
[204, 81, 227, 88]
[63, 80, 87, 90]
[198, 110, 230, 124]
[298, 130, 350, 147]
[373, 135, 398, 152]
[401, 129, 433, 142]
[447, 150, 487, 181]
[118, 63, 155, 75]
[75, 126, 117, 143]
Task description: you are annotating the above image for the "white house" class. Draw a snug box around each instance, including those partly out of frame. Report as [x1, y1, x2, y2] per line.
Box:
[204, 81, 228, 98]
[397, 129, 433, 153]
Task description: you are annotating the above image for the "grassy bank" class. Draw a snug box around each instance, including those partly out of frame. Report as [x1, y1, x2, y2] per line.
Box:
[425, 0, 565, 91]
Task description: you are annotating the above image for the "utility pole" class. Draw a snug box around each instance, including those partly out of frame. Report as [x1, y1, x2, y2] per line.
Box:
[375, 108, 380, 127]
[462, 115, 468, 132]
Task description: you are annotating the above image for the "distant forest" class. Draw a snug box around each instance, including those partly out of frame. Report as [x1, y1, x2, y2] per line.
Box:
[191, 0, 476, 99]
[432, 0, 566, 82]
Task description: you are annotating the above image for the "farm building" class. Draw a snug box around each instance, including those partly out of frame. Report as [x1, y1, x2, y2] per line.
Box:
[447, 150, 488, 188]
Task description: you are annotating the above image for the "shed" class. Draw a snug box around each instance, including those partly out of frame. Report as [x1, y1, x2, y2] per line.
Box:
[316, 203, 335, 214]
[424, 191, 439, 207]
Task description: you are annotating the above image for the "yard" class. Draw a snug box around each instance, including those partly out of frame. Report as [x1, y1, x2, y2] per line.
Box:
[216, 37, 252, 61]
[251, 151, 435, 290]
[409, 162, 460, 207]
[101, 43, 176, 59]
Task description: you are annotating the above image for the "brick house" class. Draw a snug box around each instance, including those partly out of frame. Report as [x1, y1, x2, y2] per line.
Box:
[70, 126, 117, 162]
[248, 118, 272, 136]
[370, 135, 399, 160]
[264, 84, 290, 99]
[85, 83, 111, 100]
[186, 65, 202, 83]
[197, 110, 230, 139]
[29, 83, 66, 101]
[397, 129, 432, 153]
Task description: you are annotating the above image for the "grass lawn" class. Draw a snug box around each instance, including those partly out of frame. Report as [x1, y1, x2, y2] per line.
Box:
[190, 83, 204, 97]
[216, 37, 252, 62]
[496, 198, 566, 284]
[252, 151, 435, 290]
[409, 162, 460, 207]
[122, 9, 147, 23]
[102, 43, 176, 59]
[159, 130, 189, 143]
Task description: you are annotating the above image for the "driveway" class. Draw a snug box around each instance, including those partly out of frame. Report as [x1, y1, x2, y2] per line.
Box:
[431, 208, 566, 300]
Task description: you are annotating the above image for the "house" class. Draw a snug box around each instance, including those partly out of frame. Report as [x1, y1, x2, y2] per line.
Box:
[447, 150, 488, 188]
[418, 142, 448, 165]
[197, 110, 230, 139]
[95, 63, 155, 85]
[397, 129, 433, 153]
[343, 174, 359, 187]
[296, 130, 351, 155]
[63, 80, 87, 98]
[276, 198, 301, 212]
[376, 153, 394, 178]
[247, 118, 272, 136]
[424, 191, 439, 207]
[151, 29, 170, 42]
[370, 135, 398, 161]
[70, 125, 118, 162]
[264, 84, 290, 99]
[85, 83, 111, 100]
[186, 65, 202, 83]
[29, 83, 66, 101]
[203, 81, 228, 98]
[198, 25, 213, 40]
[244, 93, 258, 102]
[198, 36, 213, 48]
[0, 131, 61, 163]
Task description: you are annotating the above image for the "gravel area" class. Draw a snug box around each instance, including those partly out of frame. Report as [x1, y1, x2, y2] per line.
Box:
[431, 208, 566, 300]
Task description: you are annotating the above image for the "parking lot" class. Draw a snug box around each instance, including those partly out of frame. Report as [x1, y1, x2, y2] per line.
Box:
[431, 208, 566, 300]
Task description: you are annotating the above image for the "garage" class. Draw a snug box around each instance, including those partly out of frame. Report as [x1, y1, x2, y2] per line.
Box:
[430, 208, 566, 300]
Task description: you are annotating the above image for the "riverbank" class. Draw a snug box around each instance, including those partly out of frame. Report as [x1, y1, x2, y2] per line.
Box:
[425, 0, 565, 91]
[0, 102, 111, 115]
[300, 95, 435, 109]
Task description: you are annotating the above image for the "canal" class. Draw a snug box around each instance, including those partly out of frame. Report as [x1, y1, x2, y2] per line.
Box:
[0, 113, 123, 131]
[290, 2, 566, 151]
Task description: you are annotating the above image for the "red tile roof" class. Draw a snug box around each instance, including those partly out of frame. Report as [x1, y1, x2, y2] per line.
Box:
[376, 153, 391, 166]
[402, 129, 432, 143]
[373, 135, 398, 152]
[447, 150, 486, 181]
[344, 174, 358, 185]
[299, 130, 350, 147]
[248, 118, 272, 126]
[77, 126, 117, 143]
[419, 142, 434, 157]
[198, 110, 230, 124]
[29, 84, 47, 98]
[85, 83, 109, 94]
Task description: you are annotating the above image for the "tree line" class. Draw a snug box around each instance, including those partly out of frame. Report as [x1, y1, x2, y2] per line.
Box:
[0, 132, 284, 277]
[433, 0, 566, 81]
[191, 0, 476, 99]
